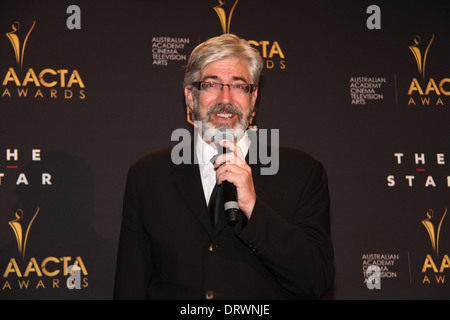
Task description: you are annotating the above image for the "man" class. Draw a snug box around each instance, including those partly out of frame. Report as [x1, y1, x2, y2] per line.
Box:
[114, 34, 333, 300]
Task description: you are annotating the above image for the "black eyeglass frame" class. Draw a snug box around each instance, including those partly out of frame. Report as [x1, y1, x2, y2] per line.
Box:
[191, 81, 255, 94]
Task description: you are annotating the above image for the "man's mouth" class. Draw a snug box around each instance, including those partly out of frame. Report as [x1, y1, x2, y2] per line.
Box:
[214, 113, 235, 119]
[203, 104, 243, 128]
[207, 104, 242, 121]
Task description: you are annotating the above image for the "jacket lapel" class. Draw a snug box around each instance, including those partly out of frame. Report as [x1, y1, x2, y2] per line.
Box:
[171, 141, 212, 234]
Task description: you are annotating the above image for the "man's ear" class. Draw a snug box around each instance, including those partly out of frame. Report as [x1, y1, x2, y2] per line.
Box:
[184, 86, 194, 111]
[184, 86, 196, 126]
[251, 87, 258, 108]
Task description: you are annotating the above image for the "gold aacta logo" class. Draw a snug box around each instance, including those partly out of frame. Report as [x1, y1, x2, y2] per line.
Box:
[409, 34, 434, 81]
[212, 0, 239, 33]
[9, 207, 40, 259]
[5, 20, 36, 70]
[422, 208, 447, 257]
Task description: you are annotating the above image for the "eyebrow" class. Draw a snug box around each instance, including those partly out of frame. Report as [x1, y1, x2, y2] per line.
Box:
[200, 75, 249, 83]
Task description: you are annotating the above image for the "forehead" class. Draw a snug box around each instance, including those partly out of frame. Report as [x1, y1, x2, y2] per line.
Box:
[200, 57, 251, 82]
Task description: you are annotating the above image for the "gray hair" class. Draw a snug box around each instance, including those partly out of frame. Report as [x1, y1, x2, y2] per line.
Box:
[183, 34, 263, 88]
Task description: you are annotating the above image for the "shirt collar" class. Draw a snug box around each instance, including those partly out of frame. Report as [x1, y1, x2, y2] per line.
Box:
[196, 130, 251, 167]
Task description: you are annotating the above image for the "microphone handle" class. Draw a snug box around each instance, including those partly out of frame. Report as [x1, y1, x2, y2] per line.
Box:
[215, 134, 240, 226]
[222, 180, 239, 225]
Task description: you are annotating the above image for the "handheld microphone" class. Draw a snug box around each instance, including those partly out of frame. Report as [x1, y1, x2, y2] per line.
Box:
[212, 127, 240, 226]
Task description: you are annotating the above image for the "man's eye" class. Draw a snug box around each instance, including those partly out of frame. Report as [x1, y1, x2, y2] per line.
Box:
[203, 82, 216, 88]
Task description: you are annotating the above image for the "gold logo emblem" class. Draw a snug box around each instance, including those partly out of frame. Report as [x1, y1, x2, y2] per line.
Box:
[213, 0, 239, 33]
[9, 207, 40, 259]
[5, 21, 36, 70]
[409, 34, 434, 80]
[422, 207, 447, 257]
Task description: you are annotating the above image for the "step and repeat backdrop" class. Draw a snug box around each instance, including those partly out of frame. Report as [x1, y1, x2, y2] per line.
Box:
[0, 0, 449, 300]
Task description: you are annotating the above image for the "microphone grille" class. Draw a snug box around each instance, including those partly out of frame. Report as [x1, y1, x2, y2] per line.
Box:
[212, 127, 235, 143]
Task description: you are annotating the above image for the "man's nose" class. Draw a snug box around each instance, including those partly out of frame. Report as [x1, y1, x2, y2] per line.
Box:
[218, 85, 232, 103]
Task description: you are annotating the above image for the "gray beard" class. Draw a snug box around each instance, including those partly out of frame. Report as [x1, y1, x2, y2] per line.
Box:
[193, 103, 252, 142]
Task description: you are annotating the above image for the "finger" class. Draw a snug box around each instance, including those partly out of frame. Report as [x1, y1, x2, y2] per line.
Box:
[215, 163, 256, 218]
[216, 168, 245, 187]
[216, 163, 251, 185]
[214, 153, 243, 167]
[214, 141, 245, 167]
[219, 140, 245, 160]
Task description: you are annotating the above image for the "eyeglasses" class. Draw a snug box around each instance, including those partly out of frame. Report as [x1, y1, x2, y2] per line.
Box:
[191, 81, 255, 95]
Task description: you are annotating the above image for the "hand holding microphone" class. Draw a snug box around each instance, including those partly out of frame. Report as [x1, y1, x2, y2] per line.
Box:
[212, 128, 256, 224]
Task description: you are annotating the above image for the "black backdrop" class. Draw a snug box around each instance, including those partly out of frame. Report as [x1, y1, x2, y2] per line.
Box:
[0, 0, 449, 300]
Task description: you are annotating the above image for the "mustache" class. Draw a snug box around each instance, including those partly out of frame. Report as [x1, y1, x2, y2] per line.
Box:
[206, 103, 243, 120]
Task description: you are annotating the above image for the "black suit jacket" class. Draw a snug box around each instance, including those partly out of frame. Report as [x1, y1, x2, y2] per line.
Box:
[114, 144, 333, 300]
